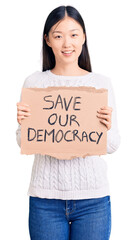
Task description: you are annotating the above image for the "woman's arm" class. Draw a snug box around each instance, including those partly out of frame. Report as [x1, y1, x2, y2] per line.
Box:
[96, 78, 121, 154]
[16, 76, 31, 147]
[106, 78, 121, 153]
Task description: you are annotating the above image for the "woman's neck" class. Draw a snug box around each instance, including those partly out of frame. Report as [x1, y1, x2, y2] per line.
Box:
[51, 64, 89, 76]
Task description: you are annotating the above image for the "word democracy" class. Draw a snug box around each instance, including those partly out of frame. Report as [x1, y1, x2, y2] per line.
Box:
[27, 128, 103, 144]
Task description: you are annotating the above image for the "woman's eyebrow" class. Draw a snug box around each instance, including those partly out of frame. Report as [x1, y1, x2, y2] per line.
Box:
[52, 29, 80, 34]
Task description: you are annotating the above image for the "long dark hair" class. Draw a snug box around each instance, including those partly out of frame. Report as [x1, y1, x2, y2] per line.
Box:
[42, 5, 92, 72]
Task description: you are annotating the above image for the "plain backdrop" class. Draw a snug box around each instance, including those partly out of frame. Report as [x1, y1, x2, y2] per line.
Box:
[0, 0, 136, 239]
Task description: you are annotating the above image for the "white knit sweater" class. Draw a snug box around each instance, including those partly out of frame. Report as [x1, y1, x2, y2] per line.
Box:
[16, 70, 121, 200]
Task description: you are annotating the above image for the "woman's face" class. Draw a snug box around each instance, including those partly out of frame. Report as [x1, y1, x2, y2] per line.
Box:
[44, 16, 85, 65]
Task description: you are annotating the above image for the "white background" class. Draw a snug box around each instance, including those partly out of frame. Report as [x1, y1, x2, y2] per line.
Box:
[0, 0, 136, 239]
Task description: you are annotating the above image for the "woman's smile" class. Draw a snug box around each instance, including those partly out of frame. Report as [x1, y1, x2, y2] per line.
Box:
[61, 50, 75, 56]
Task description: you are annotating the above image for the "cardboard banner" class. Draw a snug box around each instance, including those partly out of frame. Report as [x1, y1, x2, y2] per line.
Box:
[21, 86, 108, 160]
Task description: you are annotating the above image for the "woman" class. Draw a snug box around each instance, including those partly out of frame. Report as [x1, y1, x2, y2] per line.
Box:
[16, 5, 121, 240]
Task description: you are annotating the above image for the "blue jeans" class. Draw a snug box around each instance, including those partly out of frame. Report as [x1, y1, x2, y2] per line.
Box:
[29, 195, 111, 240]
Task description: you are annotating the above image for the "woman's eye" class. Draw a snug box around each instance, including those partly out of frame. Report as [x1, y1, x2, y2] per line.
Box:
[72, 34, 78, 37]
[55, 35, 62, 39]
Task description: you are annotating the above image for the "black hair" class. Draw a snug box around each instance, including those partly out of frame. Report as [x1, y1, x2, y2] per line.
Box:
[42, 5, 92, 72]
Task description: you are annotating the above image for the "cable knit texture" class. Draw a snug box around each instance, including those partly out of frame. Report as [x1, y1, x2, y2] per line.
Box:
[16, 70, 121, 200]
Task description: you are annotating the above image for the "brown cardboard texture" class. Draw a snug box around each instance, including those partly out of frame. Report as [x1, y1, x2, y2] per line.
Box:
[21, 86, 108, 160]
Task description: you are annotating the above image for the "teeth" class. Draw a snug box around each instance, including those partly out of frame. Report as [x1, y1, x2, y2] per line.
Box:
[62, 51, 73, 53]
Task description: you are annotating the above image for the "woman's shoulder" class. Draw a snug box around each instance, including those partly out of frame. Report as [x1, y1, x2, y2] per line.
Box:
[79, 69, 111, 82]
[92, 71, 111, 80]
[91, 72, 112, 88]
[22, 70, 49, 88]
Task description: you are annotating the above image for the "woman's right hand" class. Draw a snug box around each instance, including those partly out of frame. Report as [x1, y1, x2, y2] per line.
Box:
[16, 102, 31, 125]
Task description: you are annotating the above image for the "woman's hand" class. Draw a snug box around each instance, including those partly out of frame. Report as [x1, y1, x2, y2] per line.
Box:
[16, 102, 31, 125]
[96, 106, 113, 130]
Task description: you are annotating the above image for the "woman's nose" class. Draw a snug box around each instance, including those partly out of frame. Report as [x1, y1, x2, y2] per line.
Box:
[62, 37, 71, 48]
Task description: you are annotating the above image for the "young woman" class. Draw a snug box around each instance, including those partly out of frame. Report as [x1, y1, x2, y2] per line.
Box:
[16, 5, 121, 240]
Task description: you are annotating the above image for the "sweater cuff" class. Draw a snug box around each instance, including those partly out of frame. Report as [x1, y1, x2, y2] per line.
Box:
[107, 130, 121, 154]
[16, 124, 21, 148]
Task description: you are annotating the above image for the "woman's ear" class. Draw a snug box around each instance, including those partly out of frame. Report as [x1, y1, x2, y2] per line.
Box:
[82, 33, 85, 45]
[44, 34, 51, 47]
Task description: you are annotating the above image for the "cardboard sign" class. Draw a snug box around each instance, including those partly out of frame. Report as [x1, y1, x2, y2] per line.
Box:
[21, 86, 108, 160]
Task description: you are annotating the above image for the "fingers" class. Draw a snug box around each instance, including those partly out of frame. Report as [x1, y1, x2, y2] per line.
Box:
[99, 119, 111, 130]
[96, 113, 110, 121]
[17, 115, 27, 125]
[97, 107, 112, 114]
[97, 106, 112, 130]
[16, 102, 29, 107]
[100, 106, 113, 111]
[17, 110, 31, 117]
[16, 102, 31, 125]
[99, 119, 110, 125]
[17, 106, 31, 114]
[16, 102, 30, 112]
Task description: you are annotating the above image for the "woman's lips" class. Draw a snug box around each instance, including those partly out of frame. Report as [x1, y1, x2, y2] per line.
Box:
[61, 50, 74, 56]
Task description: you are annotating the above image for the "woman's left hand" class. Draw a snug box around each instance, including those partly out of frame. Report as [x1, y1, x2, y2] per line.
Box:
[96, 106, 113, 130]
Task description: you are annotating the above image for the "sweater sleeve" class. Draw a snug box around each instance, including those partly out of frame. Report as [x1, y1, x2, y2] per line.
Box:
[107, 78, 121, 154]
[16, 76, 31, 148]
